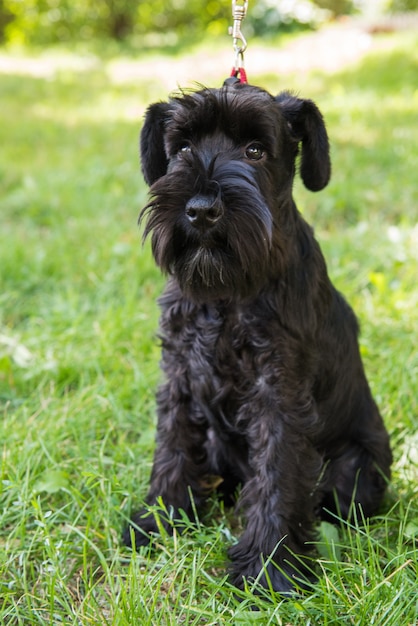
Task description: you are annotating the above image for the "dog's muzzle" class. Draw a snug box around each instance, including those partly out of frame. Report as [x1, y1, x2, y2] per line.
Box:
[185, 194, 224, 232]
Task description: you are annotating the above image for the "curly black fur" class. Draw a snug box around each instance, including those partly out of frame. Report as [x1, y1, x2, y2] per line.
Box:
[123, 83, 392, 594]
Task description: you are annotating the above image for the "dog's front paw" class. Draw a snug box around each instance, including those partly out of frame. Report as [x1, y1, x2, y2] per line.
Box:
[122, 507, 170, 549]
[228, 544, 313, 595]
[229, 560, 294, 595]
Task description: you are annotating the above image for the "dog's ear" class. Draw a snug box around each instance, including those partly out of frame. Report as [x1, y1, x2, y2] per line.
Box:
[140, 102, 172, 185]
[275, 92, 331, 191]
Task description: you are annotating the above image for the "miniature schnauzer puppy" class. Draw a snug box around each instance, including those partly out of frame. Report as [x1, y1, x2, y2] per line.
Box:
[123, 83, 392, 594]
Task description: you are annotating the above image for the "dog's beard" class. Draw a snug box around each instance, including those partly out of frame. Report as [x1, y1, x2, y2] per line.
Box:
[140, 165, 274, 301]
[173, 235, 240, 300]
[183, 246, 225, 289]
[147, 212, 272, 301]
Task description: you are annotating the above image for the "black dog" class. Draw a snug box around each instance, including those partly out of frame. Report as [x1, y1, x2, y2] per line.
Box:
[123, 83, 392, 593]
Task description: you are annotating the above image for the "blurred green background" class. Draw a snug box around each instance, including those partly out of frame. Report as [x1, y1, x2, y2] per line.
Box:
[1, 0, 417, 44]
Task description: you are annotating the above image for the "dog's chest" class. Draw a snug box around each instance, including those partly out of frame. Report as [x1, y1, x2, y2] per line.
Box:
[161, 297, 282, 429]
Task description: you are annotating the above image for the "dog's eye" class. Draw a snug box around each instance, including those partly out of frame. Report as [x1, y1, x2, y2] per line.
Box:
[178, 143, 192, 154]
[245, 143, 265, 161]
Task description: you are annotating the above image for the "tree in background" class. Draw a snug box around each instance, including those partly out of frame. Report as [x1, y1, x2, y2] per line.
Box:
[2, 0, 142, 43]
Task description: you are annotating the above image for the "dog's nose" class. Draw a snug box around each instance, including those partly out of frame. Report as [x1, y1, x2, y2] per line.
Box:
[185, 194, 223, 230]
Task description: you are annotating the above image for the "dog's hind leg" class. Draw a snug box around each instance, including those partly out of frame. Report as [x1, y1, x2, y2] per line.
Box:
[320, 433, 392, 522]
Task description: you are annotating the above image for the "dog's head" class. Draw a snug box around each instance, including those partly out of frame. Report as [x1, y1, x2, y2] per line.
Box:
[139, 84, 330, 301]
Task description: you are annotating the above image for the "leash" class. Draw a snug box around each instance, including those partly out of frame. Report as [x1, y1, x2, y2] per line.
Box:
[225, 0, 248, 85]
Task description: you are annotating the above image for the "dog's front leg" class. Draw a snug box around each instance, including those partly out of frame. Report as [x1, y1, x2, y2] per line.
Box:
[123, 381, 209, 548]
[229, 409, 321, 594]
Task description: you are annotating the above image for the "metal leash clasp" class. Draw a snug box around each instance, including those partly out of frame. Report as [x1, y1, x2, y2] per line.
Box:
[229, 0, 248, 75]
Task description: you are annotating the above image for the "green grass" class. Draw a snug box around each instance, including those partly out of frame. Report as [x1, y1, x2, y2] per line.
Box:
[1, 30, 417, 624]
